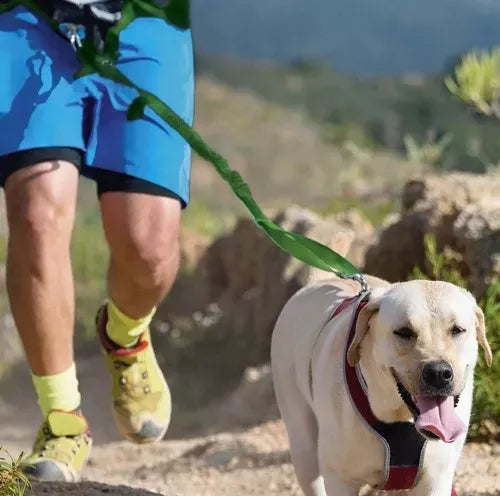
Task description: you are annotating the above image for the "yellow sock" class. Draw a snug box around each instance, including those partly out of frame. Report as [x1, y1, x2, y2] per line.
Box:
[32, 363, 81, 418]
[106, 300, 156, 348]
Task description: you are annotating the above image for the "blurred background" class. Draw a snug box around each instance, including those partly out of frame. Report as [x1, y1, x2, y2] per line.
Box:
[192, 0, 500, 75]
[1, 2, 499, 495]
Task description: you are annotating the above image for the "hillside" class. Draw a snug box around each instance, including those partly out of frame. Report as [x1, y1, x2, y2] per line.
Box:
[188, 76, 425, 213]
[191, 0, 500, 75]
[196, 56, 500, 174]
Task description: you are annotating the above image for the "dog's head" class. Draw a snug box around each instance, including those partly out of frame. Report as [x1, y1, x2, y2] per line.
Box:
[347, 280, 492, 443]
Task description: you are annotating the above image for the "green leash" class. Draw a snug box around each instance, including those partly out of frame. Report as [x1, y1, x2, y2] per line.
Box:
[1, 0, 367, 289]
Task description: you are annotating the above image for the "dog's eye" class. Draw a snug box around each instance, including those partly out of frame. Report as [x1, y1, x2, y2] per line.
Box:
[451, 325, 466, 336]
[393, 327, 415, 340]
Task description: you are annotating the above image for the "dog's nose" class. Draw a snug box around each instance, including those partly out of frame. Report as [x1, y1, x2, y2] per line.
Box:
[422, 360, 454, 391]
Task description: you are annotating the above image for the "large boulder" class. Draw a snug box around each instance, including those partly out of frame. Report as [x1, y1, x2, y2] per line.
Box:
[454, 202, 500, 295]
[364, 173, 500, 295]
[179, 228, 210, 271]
[198, 206, 373, 364]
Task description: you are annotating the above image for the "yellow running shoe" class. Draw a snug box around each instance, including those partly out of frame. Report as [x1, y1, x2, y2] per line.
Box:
[22, 410, 92, 482]
[96, 305, 171, 443]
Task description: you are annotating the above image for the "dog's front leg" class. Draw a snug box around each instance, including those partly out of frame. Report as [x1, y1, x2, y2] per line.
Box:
[412, 469, 455, 496]
[412, 482, 454, 496]
[412, 446, 459, 496]
[322, 470, 360, 496]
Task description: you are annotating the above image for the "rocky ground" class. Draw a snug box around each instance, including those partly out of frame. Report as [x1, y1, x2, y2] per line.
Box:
[28, 423, 500, 496]
[1, 355, 498, 496]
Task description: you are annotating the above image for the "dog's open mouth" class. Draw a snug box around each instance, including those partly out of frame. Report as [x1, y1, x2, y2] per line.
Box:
[390, 368, 466, 443]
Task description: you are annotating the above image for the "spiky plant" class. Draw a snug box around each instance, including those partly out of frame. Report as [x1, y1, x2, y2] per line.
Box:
[404, 133, 454, 166]
[445, 48, 500, 118]
[0, 448, 30, 496]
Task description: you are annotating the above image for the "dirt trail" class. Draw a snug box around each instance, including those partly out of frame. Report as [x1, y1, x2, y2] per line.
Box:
[1, 353, 498, 496]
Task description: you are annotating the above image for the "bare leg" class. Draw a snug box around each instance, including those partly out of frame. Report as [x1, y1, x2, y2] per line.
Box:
[99, 192, 181, 318]
[5, 162, 78, 375]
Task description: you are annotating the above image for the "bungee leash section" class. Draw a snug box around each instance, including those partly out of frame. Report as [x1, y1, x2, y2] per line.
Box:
[0, 0, 369, 293]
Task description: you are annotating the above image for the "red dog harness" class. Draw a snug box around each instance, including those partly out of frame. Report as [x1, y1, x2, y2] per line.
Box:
[325, 293, 458, 495]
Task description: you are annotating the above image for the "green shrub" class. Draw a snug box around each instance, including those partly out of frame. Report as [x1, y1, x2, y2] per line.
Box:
[446, 48, 500, 118]
[410, 234, 464, 285]
[404, 133, 454, 166]
[0, 448, 29, 496]
[472, 280, 500, 438]
[411, 234, 500, 439]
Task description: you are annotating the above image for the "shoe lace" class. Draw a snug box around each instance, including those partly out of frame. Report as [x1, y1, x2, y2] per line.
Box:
[34, 426, 88, 465]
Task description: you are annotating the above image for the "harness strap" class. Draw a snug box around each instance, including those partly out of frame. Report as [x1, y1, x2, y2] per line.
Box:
[308, 293, 366, 401]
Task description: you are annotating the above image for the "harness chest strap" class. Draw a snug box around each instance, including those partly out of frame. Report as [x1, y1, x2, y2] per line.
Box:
[316, 294, 458, 494]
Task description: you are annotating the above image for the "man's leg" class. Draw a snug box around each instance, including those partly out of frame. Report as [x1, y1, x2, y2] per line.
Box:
[102, 192, 180, 321]
[95, 191, 180, 443]
[5, 162, 78, 377]
[84, 12, 193, 443]
[4, 161, 91, 481]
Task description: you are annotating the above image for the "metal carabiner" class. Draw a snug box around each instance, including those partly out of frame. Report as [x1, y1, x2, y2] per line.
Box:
[350, 273, 369, 295]
[59, 23, 86, 51]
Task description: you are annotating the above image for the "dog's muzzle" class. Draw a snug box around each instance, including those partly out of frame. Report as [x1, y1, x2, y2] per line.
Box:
[391, 368, 461, 440]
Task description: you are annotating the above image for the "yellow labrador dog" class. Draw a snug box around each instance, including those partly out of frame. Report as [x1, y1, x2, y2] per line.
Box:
[271, 275, 492, 496]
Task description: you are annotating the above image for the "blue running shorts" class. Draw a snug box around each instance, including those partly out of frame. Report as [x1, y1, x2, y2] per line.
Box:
[0, 6, 194, 205]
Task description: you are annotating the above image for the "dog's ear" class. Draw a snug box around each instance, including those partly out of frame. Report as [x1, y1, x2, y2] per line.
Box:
[347, 292, 384, 367]
[475, 305, 492, 367]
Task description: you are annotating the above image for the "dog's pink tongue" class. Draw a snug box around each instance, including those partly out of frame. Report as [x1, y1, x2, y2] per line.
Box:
[415, 396, 466, 443]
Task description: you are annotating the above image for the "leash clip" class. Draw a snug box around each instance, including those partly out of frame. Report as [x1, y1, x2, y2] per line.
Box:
[350, 273, 369, 295]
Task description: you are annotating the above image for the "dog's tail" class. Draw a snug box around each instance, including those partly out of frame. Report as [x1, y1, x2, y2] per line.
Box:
[306, 230, 355, 285]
